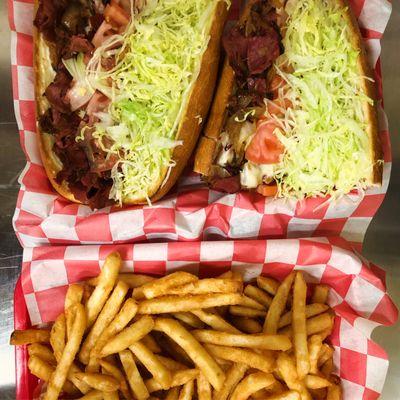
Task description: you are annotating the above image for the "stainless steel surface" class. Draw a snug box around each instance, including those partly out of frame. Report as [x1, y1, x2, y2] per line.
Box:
[0, 0, 399, 398]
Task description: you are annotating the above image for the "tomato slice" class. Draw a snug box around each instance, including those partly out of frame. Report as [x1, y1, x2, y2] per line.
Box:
[256, 183, 278, 197]
[104, 1, 130, 28]
[245, 121, 284, 164]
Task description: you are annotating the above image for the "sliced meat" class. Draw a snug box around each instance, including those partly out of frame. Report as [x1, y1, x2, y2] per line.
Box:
[247, 33, 280, 75]
[63, 35, 94, 59]
[211, 175, 241, 194]
[45, 66, 72, 113]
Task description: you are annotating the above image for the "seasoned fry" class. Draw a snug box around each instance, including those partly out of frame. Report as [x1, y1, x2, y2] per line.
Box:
[192, 330, 292, 351]
[103, 391, 119, 400]
[80, 280, 129, 364]
[264, 272, 295, 334]
[100, 315, 154, 357]
[263, 391, 300, 400]
[78, 390, 104, 400]
[28, 343, 56, 365]
[197, 372, 211, 400]
[142, 271, 198, 299]
[166, 387, 180, 400]
[173, 312, 205, 329]
[327, 384, 342, 400]
[168, 279, 242, 296]
[321, 358, 334, 377]
[244, 285, 273, 308]
[191, 309, 240, 333]
[230, 372, 276, 400]
[146, 369, 199, 393]
[204, 344, 275, 373]
[154, 318, 225, 390]
[213, 363, 248, 400]
[304, 374, 332, 389]
[99, 359, 132, 400]
[238, 295, 266, 310]
[44, 303, 86, 400]
[65, 284, 84, 338]
[10, 329, 50, 345]
[230, 317, 262, 334]
[292, 272, 310, 379]
[74, 372, 120, 392]
[88, 273, 155, 288]
[50, 313, 66, 362]
[318, 344, 334, 367]
[280, 313, 334, 337]
[119, 349, 149, 400]
[308, 335, 323, 374]
[178, 379, 195, 400]
[142, 334, 162, 353]
[156, 355, 187, 371]
[279, 303, 329, 328]
[312, 285, 329, 304]
[257, 276, 279, 296]
[138, 293, 243, 314]
[229, 306, 266, 318]
[85, 252, 121, 328]
[130, 341, 172, 389]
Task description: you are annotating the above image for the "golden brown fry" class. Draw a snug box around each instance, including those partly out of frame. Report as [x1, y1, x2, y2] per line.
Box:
[130, 341, 172, 389]
[103, 391, 119, 400]
[99, 359, 132, 400]
[85, 252, 121, 328]
[77, 390, 103, 400]
[278, 303, 329, 328]
[166, 387, 180, 400]
[156, 355, 187, 371]
[156, 333, 194, 366]
[230, 317, 262, 334]
[197, 372, 212, 400]
[80, 280, 129, 364]
[279, 313, 334, 337]
[142, 334, 162, 353]
[192, 330, 292, 351]
[229, 306, 266, 318]
[263, 391, 300, 400]
[321, 358, 334, 377]
[173, 312, 205, 329]
[311, 285, 329, 304]
[304, 375, 332, 389]
[244, 285, 273, 308]
[264, 272, 295, 334]
[292, 272, 310, 379]
[154, 318, 225, 390]
[44, 303, 86, 400]
[100, 315, 154, 357]
[50, 313, 66, 362]
[10, 329, 50, 345]
[230, 372, 276, 400]
[65, 284, 84, 338]
[168, 279, 242, 296]
[132, 286, 146, 300]
[318, 344, 334, 367]
[138, 293, 243, 314]
[191, 309, 240, 333]
[239, 295, 266, 310]
[146, 369, 199, 393]
[82, 284, 94, 306]
[142, 271, 198, 299]
[204, 344, 274, 373]
[308, 388, 327, 400]
[308, 335, 323, 374]
[28, 343, 56, 365]
[88, 273, 155, 288]
[74, 372, 120, 392]
[119, 349, 149, 400]
[327, 384, 342, 400]
[178, 379, 195, 400]
[213, 363, 248, 400]
[257, 276, 279, 296]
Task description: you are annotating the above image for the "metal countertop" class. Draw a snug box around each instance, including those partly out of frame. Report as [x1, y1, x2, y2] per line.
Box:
[0, 1, 399, 399]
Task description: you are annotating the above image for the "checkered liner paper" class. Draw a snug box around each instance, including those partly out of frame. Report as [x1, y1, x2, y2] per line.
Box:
[16, 237, 397, 400]
[8, 0, 393, 248]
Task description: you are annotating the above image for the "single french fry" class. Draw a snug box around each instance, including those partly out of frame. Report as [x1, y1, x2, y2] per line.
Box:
[278, 304, 329, 328]
[88, 273, 155, 288]
[166, 387, 180, 400]
[229, 306, 266, 318]
[10, 329, 50, 345]
[154, 318, 225, 390]
[44, 303, 86, 400]
[28, 343, 56, 365]
[103, 391, 119, 400]
[50, 313, 66, 362]
[156, 355, 187, 371]
[308, 335, 323, 374]
[85, 252, 121, 328]
[230, 372, 276, 400]
[230, 317, 262, 334]
[318, 344, 334, 367]
[312, 285, 329, 304]
[80, 280, 129, 364]
[178, 379, 194, 400]
[292, 272, 310, 379]
[279, 313, 334, 337]
[191, 309, 240, 333]
[168, 279, 243, 296]
[82, 284, 94, 306]
[192, 330, 292, 351]
[204, 344, 275, 373]
[119, 349, 149, 400]
[132, 286, 146, 300]
[156, 333, 194, 366]
[77, 390, 103, 400]
[244, 285, 273, 308]
[99, 359, 131, 400]
[197, 372, 211, 400]
[238, 295, 266, 311]
[304, 375, 332, 389]
[69, 363, 92, 394]
[327, 384, 342, 400]
[142, 271, 198, 299]
[321, 358, 334, 377]
[65, 284, 84, 338]
[257, 276, 279, 296]
[142, 334, 162, 353]
[74, 372, 120, 392]
[263, 391, 300, 400]
[100, 315, 154, 357]
[173, 312, 205, 329]
[129, 341, 172, 389]
[213, 363, 248, 400]
[264, 272, 295, 334]
[138, 293, 243, 314]
[146, 369, 199, 393]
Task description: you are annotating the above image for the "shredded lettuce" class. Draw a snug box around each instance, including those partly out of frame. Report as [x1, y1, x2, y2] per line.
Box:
[270, 0, 376, 199]
[86, 0, 219, 203]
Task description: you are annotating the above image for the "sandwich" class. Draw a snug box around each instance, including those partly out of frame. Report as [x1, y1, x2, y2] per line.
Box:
[33, 0, 229, 208]
[194, 0, 382, 199]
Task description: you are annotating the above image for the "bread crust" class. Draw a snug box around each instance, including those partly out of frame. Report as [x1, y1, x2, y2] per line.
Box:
[195, 0, 383, 187]
[34, 0, 229, 206]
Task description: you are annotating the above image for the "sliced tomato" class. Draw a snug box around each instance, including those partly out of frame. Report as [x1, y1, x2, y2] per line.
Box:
[92, 21, 114, 48]
[256, 183, 278, 197]
[104, 1, 130, 28]
[269, 75, 287, 98]
[245, 121, 284, 164]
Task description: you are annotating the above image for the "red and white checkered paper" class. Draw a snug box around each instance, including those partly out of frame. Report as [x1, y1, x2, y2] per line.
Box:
[16, 237, 397, 400]
[8, 0, 392, 248]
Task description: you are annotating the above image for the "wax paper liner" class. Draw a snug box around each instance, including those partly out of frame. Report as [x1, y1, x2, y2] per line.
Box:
[15, 237, 398, 399]
[9, 0, 392, 248]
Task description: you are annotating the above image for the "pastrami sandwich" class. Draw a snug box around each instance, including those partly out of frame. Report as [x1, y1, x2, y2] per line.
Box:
[34, 0, 229, 208]
[194, 0, 382, 199]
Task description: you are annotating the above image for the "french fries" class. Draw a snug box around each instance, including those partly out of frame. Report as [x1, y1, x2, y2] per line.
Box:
[11, 252, 341, 400]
